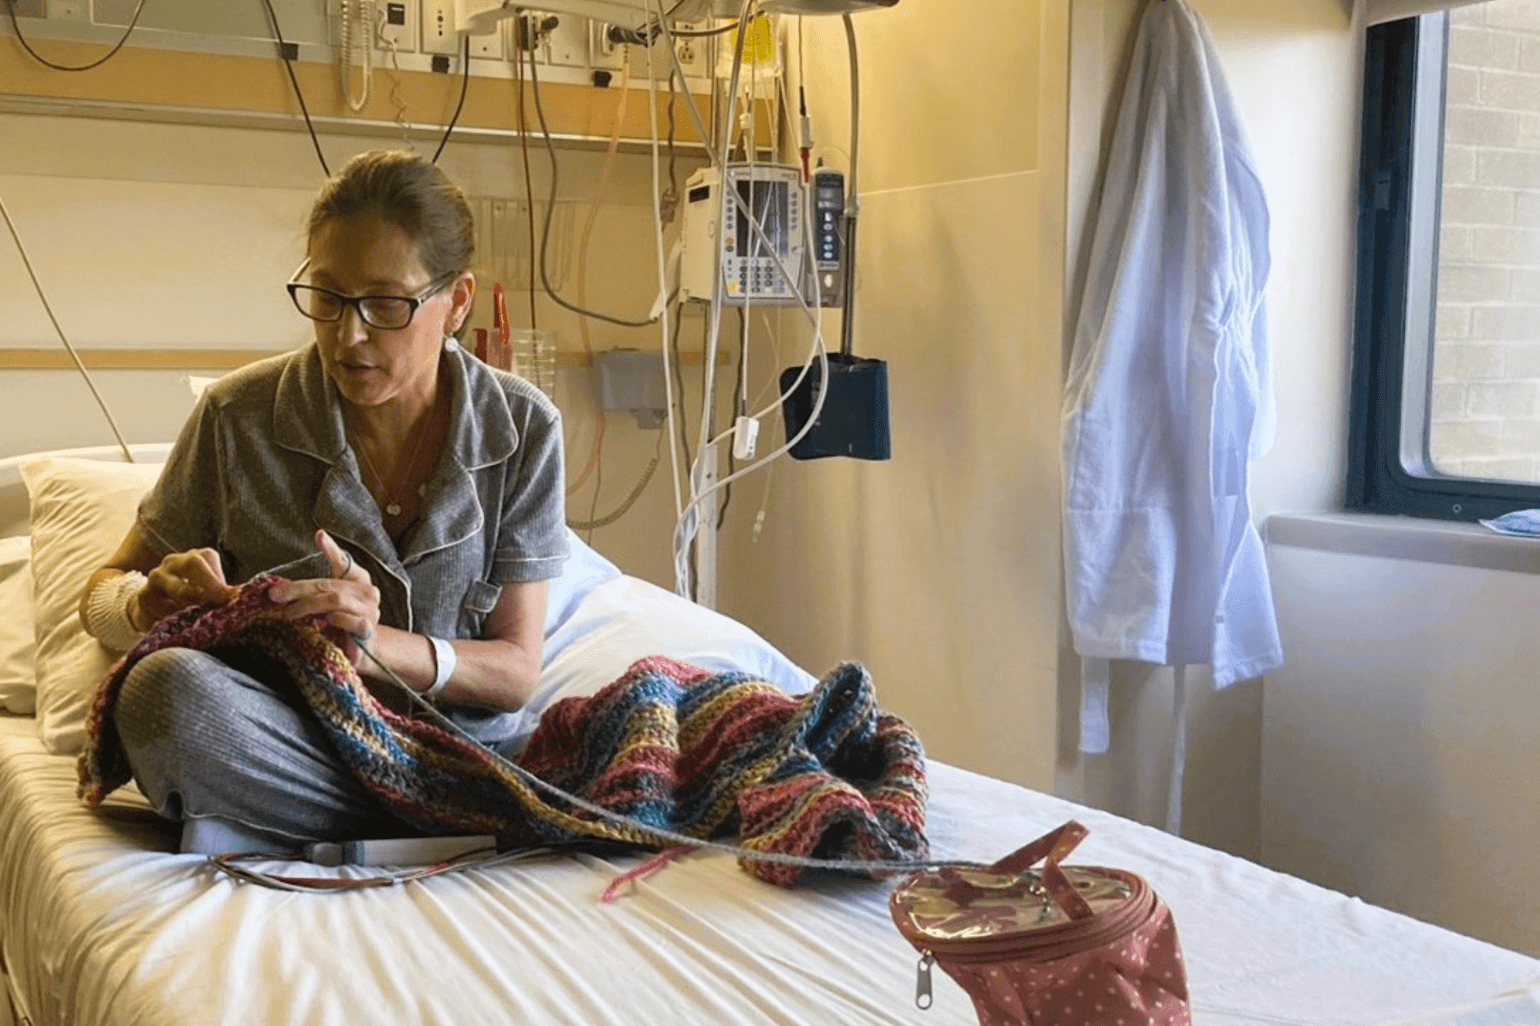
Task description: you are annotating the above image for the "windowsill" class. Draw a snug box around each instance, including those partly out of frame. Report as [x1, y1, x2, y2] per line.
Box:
[1266, 512, 1540, 576]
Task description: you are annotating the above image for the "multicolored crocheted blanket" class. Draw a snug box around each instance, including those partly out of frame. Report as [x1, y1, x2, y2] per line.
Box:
[77, 576, 929, 885]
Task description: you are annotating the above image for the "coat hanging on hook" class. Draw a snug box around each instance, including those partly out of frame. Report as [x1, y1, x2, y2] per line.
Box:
[1060, 0, 1281, 831]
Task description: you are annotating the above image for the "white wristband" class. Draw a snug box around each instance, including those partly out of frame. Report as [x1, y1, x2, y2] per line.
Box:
[85, 571, 148, 652]
[423, 636, 456, 703]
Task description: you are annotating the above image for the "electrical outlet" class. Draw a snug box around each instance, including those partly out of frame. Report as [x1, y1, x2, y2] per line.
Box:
[376, 0, 416, 53]
[467, 21, 503, 59]
[45, 0, 89, 21]
[674, 21, 710, 74]
[542, 12, 587, 68]
[11, 0, 46, 18]
[421, 0, 459, 55]
[591, 21, 623, 70]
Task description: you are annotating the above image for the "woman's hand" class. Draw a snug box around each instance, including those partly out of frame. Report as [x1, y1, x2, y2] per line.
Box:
[131, 547, 237, 630]
[269, 529, 380, 669]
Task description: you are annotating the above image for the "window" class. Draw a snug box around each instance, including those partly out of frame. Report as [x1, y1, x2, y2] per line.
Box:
[1350, 3, 1540, 520]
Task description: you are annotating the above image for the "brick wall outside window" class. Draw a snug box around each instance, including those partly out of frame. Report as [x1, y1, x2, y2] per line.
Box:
[1431, 0, 1540, 480]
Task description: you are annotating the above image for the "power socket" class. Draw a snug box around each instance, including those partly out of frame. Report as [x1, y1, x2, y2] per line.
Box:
[542, 12, 587, 68]
[11, 0, 46, 18]
[467, 21, 504, 59]
[674, 21, 710, 74]
[376, 0, 417, 53]
[45, 0, 89, 21]
[421, 0, 458, 55]
[591, 20, 623, 70]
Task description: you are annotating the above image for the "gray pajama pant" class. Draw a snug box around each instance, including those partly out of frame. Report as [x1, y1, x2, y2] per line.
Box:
[115, 647, 416, 855]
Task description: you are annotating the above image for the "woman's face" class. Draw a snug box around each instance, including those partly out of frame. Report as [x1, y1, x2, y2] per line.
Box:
[307, 213, 474, 411]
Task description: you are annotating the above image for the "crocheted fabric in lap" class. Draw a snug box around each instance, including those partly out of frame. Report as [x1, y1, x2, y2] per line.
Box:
[76, 576, 930, 886]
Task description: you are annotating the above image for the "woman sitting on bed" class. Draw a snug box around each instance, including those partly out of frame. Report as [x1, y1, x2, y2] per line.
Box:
[75, 149, 568, 856]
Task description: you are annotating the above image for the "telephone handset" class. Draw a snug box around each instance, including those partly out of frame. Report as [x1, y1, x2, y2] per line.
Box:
[339, 0, 376, 113]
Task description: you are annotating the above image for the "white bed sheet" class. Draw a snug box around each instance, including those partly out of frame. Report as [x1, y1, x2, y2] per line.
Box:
[2, 715, 1536, 1026]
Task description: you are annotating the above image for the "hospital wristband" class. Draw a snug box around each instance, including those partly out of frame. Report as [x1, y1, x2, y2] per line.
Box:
[423, 636, 457, 703]
[85, 571, 148, 653]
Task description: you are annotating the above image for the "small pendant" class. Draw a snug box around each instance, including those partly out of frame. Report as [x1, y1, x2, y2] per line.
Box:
[386, 502, 402, 516]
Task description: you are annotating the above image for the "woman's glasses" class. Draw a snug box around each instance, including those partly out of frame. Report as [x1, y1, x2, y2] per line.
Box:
[286, 259, 455, 331]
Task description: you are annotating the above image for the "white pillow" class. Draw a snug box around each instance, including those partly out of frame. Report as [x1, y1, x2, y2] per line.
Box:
[505, 573, 817, 746]
[0, 536, 36, 714]
[20, 458, 165, 753]
[544, 529, 622, 635]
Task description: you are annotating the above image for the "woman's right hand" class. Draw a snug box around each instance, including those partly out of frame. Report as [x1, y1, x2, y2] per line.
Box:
[130, 548, 237, 631]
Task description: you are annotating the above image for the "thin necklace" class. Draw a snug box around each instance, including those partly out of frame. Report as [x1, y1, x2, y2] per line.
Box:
[350, 410, 432, 518]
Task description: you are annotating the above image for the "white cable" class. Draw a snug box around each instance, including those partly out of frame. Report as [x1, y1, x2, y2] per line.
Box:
[340, 0, 373, 113]
[673, 0, 755, 599]
[0, 191, 134, 463]
[644, 0, 687, 523]
[672, 211, 829, 574]
[658, 5, 840, 598]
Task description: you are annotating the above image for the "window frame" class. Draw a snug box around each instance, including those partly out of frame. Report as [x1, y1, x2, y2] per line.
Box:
[1347, 11, 1540, 521]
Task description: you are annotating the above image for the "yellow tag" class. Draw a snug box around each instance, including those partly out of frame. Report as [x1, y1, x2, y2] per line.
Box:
[728, 13, 777, 65]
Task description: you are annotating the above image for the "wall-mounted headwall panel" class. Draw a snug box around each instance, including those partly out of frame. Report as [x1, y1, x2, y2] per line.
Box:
[0, 1, 773, 149]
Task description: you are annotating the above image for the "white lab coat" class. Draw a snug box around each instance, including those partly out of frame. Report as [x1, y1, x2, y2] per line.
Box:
[1062, 0, 1282, 755]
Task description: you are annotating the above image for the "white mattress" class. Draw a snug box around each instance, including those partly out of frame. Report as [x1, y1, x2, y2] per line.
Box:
[1, 715, 1536, 1026]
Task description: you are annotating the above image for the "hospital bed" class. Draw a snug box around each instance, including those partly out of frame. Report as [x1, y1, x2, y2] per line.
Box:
[0, 445, 1536, 1026]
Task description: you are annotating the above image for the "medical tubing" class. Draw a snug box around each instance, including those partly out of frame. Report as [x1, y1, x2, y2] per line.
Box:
[0, 193, 133, 463]
[528, 55, 657, 329]
[512, 39, 539, 329]
[4, 0, 147, 72]
[671, 220, 828, 578]
[351, 634, 973, 878]
[260, 0, 331, 177]
[642, 6, 688, 522]
[676, 0, 752, 598]
[429, 37, 471, 165]
[839, 14, 861, 357]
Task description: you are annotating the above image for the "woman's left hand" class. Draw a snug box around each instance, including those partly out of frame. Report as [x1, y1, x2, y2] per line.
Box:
[270, 529, 381, 669]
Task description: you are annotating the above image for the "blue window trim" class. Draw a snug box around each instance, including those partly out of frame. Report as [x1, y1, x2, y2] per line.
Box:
[1347, 14, 1540, 522]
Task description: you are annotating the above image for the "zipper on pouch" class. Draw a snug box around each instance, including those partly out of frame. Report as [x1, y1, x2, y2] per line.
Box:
[915, 951, 935, 1009]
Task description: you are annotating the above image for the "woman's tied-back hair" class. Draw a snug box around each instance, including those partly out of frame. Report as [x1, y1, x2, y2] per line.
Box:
[307, 149, 475, 285]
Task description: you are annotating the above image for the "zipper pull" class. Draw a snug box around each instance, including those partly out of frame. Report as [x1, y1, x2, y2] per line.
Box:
[915, 951, 935, 1010]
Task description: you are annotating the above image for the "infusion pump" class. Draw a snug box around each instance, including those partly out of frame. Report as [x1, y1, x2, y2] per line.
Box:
[678, 163, 846, 307]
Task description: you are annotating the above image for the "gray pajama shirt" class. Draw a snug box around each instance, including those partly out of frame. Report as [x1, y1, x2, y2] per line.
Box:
[118, 340, 568, 852]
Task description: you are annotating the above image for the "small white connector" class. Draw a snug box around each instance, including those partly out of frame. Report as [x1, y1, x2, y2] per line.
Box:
[733, 415, 759, 460]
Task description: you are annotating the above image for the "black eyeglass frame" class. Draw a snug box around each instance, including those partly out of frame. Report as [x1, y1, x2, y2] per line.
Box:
[285, 258, 459, 331]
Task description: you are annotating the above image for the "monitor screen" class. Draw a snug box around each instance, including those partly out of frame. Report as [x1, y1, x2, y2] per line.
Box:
[734, 178, 789, 259]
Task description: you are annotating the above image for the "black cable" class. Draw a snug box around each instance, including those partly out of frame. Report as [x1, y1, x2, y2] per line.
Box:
[430, 36, 471, 165]
[670, 23, 739, 37]
[259, 0, 330, 177]
[660, 67, 679, 223]
[513, 35, 538, 329]
[567, 431, 662, 532]
[527, 48, 657, 329]
[671, 302, 692, 474]
[718, 309, 748, 530]
[4, 0, 147, 72]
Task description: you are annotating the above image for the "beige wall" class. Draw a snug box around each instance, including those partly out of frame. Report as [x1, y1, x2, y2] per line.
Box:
[719, 0, 1363, 861]
[718, 0, 1069, 795]
[0, 112, 698, 586]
